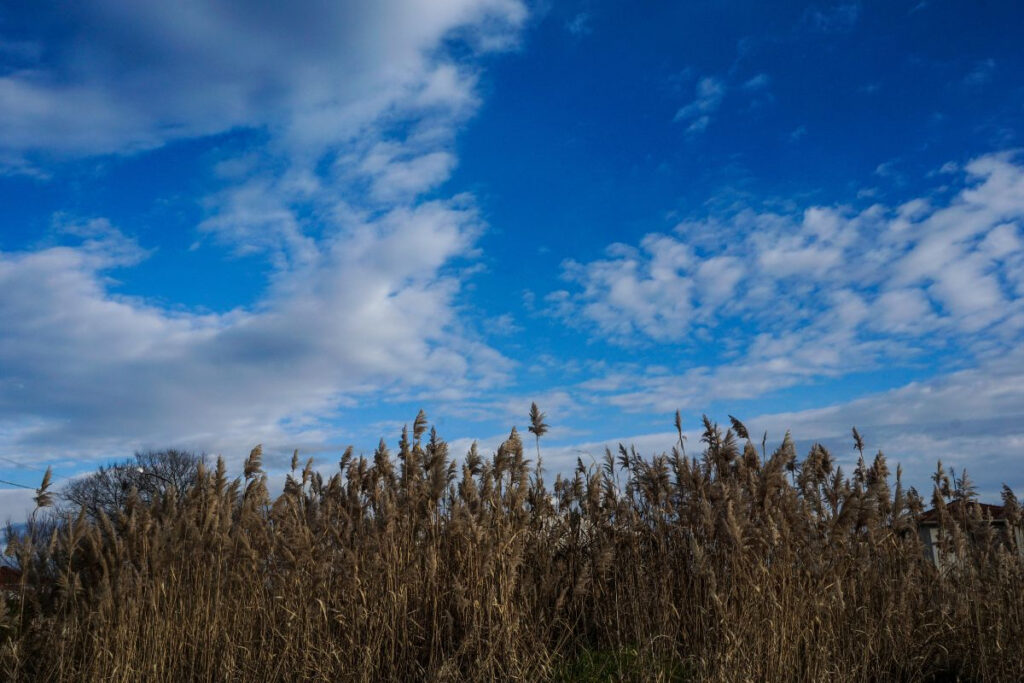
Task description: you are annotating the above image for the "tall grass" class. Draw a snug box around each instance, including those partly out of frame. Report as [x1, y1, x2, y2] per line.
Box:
[2, 412, 1022, 681]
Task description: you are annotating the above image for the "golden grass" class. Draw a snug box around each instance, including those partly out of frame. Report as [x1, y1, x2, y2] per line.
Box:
[2, 412, 1022, 681]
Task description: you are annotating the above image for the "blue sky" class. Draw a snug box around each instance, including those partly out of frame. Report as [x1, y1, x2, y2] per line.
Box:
[1, 1, 1023, 517]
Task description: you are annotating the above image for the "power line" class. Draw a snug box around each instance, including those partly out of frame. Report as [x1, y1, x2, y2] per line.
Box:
[0, 478, 36, 491]
[0, 455, 68, 480]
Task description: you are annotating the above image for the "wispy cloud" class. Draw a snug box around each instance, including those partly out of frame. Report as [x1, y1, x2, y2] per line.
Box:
[567, 13, 591, 37]
[742, 73, 771, 91]
[673, 67, 774, 134]
[673, 77, 725, 133]
[800, 3, 861, 34]
[964, 58, 996, 86]
[542, 347, 1024, 500]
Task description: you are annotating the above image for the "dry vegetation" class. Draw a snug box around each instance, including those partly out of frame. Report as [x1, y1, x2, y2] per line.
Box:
[2, 409, 1023, 681]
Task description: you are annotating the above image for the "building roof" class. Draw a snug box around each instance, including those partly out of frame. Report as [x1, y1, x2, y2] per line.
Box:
[919, 500, 1008, 525]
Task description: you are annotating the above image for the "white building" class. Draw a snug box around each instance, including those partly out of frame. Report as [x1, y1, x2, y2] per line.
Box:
[918, 501, 1024, 567]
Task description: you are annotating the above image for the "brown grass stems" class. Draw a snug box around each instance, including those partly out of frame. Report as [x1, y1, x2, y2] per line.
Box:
[1, 412, 1022, 681]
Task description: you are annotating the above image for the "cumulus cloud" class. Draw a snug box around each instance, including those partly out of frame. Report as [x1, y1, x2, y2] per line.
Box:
[547, 152, 1024, 407]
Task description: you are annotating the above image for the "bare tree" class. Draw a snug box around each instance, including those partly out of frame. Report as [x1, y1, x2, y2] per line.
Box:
[61, 449, 204, 519]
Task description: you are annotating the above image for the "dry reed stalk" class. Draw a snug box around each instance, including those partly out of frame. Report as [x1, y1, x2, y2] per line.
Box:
[0, 412, 1021, 681]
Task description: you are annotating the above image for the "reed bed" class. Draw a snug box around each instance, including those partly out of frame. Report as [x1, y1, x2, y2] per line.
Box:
[1, 411, 1022, 681]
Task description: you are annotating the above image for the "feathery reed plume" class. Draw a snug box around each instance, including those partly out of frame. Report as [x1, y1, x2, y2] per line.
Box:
[33, 467, 54, 509]
[529, 402, 549, 465]
[244, 444, 263, 478]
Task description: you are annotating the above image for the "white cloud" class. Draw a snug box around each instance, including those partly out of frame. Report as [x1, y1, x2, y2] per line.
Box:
[672, 69, 774, 134]
[0, 489, 36, 525]
[548, 153, 1024, 405]
[742, 73, 771, 90]
[964, 58, 996, 87]
[686, 116, 711, 134]
[567, 13, 591, 37]
[801, 3, 861, 34]
[0, 197, 511, 468]
[552, 234, 698, 342]
[542, 347, 1024, 502]
[0, 0, 525, 161]
[673, 77, 725, 129]
[0, 2, 529, 478]
[363, 148, 458, 203]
